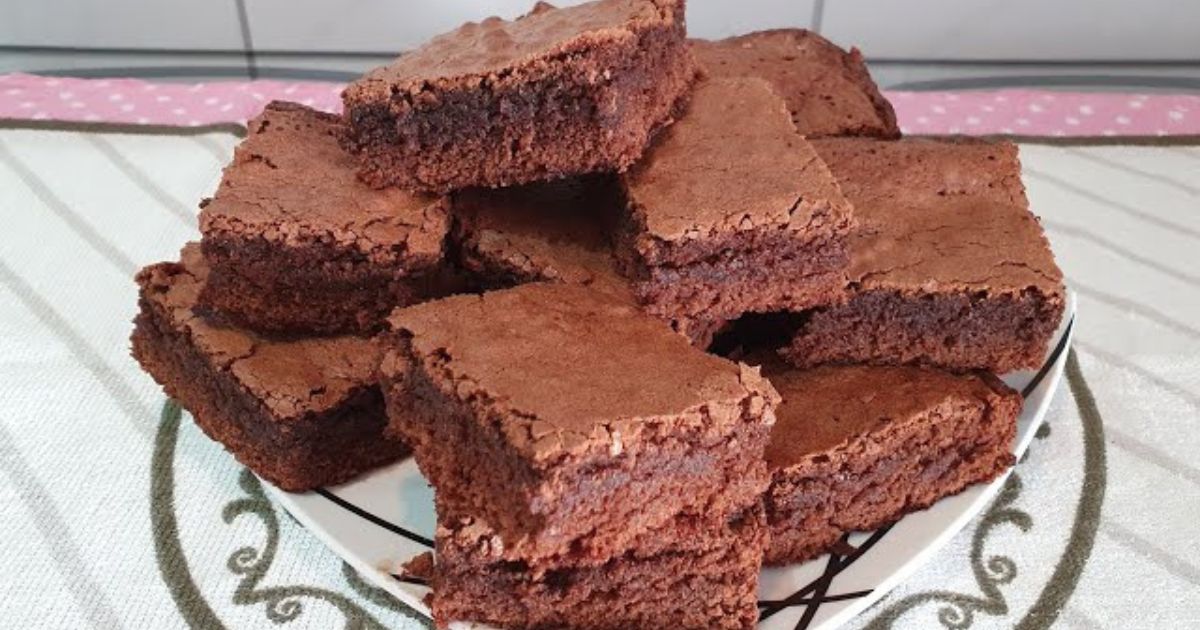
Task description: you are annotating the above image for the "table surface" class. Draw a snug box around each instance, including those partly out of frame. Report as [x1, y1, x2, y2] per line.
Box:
[1, 78, 1198, 630]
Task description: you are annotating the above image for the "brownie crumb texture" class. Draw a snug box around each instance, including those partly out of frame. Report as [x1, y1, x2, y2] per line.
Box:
[131, 244, 408, 491]
[762, 365, 1020, 564]
[378, 283, 778, 564]
[342, 0, 697, 192]
[783, 138, 1065, 372]
[618, 76, 855, 324]
[198, 101, 452, 336]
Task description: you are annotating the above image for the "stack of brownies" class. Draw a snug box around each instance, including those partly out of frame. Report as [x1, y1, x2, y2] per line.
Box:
[131, 0, 1066, 628]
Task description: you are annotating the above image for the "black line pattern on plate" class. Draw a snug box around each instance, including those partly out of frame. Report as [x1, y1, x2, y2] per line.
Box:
[756, 314, 1072, 627]
[314, 488, 434, 548]
[758, 525, 893, 625]
[1021, 316, 1075, 398]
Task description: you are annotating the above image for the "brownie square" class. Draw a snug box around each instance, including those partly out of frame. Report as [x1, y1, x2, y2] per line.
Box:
[431, 506, 766, 629]
[452, 175, 623, 290]
[761, 364, 1019, 565]
[617, 77, 855, 324]
[342, 0, 696, 193]
[378, 283, 778, 562]
[783, 138, 1066, 372]
[692, 29, 900, 139]
[198, 101, 451, 336]
[131, 244, 407, 491]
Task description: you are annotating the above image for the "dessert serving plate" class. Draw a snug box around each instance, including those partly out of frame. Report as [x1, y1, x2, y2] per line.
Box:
[264, 292, 1076, 630]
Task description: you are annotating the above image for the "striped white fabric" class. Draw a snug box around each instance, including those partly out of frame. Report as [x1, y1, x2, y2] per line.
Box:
[0, 124, 1196, 629]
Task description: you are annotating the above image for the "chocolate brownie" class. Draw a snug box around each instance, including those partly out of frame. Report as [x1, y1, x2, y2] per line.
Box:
[130, 244, 407, 492]
[342, 0, 696, 193]
[617, 77, 855, 324]
[783, 138, 1065, 372]
[431, 505, 765, 629]
[452, 175, 623, 289]
[760, 363, 1019, 565]
[692, 29, 900, 139]
[198, 101, 451, 336]
[451, 176, 724, 348]
[378, 282, 778, 563]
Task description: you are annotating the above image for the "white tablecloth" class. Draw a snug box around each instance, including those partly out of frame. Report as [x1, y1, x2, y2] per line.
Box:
[1, 123, 1197, 629]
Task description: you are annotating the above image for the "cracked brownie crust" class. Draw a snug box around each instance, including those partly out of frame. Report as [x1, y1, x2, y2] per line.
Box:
[131, 244, 408, 491]
[198, 101, 451, 336]
[692, 29, 900, 139]
[431, 505, 766, 629]
[342, 0, 696, 193]
[618, 77, 855, 323]
[451, 175, 728, 349]
[761, 364, 1019, 565]
[378, 283, 778, 563]
[784, 138, 1065, 372]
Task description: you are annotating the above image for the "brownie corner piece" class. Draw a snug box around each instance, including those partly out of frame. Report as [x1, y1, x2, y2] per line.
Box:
[692, 28, 900, 139]
[341, 0, 697, 192]
[197, 100, 451, 336]
[431, 505, 767, 629]
[378, 283, 778, 562]
[762, 364, 1019, 565]
[618, 76, 854, 323]
[784, 137, 1066, 372]
[131, 243, 407, 491]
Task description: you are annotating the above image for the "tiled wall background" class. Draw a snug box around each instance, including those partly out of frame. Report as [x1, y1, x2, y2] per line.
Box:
[3, 0, 1199, 89]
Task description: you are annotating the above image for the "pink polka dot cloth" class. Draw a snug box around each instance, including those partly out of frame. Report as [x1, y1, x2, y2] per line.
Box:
[1, 72, 1198, 137]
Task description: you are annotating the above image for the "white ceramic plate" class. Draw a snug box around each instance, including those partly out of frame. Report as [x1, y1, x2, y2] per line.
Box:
[266, 292, 1077, 630]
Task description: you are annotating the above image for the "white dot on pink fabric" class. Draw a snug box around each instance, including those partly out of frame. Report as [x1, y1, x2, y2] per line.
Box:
[108, 93, 124, 102]
[84, 113, 100, 121]
[931, 105, 946, 114]
[156, 95, 171, 103]
[1168, 111, 1185, 121]
[18, 101, 34, 109]
[4, 88, 22, 96]
[1065, 117, 1080, 126]
[1115, 115, 1131, 125]
[120, 103, 135, 112]
[58, 91, 74, 100]
[68, 101, 84, 109]
[980, 105, 995, 113]
[1078, 105, 1093, 115]
[1016, 118, 1031, 126]
[1129, 100, 1144, 109]
[172, 108, 187, 116]
[916, 116, 930, 124]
